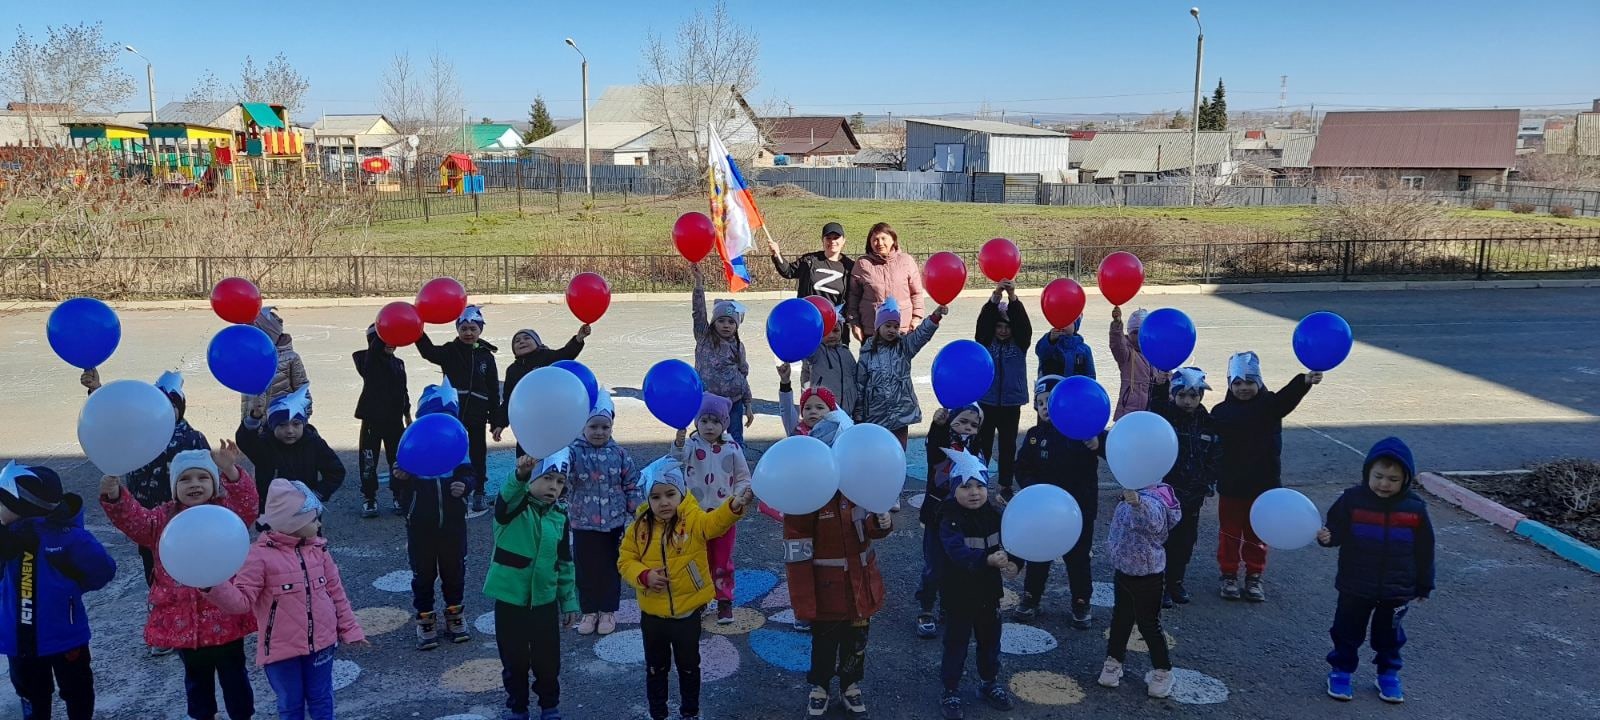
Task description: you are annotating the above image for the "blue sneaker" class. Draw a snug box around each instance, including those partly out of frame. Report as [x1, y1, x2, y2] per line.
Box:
[1375, 672, 1404, 703]
[1326, 671, 1353, 701]
[539, 708, 562, 720]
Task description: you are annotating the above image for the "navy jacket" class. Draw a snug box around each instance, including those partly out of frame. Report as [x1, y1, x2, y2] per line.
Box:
[416, 334, 500, 425]
[496, 338, 584, 428]
[126, 420, 211, 509]
[1013, 423, 1105, 504]
[353, 333, 410, 423]
[1150, 381, 1223, 503]
[921, 419, 985, 527]
[404, 462, 475, 532]
[976, 301, 1032, 407]
[1210, 375, 1311, 499]
[1034, 328, 1095, 380]
[1322, 438, 1435, 601]
[937, 497, 1023, 612]
[0, 496, 117, 658]
[236, 421, 347, 510]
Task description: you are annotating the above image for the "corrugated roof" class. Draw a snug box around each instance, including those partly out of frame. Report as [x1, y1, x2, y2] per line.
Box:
[1308, 109, 1518, 169]
[154, 101, 235, 128]
[588, 84, 763, 150]
[1075, 131, 1232, 174]
[766, 117, 859, 155]
[312, 114, 392, 136]
[904, 118, 1064, 136]
[470, 124, 521, 149]
[1280, 134, 1316, 168]
[528, 121, 660, 150]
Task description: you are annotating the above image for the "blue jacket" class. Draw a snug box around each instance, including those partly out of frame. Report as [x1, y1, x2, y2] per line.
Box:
[977, 301, 1032, 407]
[937, 498, 1023, 612]
[405, 462, 474, 531]
[1149, 381, 1222, 503]
[1322, 438, 1436, 601]
[0, 495, 117, 658]
[1033, 326, 1095, 380]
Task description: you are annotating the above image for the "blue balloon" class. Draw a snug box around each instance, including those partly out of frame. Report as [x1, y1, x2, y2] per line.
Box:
[1293, 311, 1353, 372]
[1139, 308, 1197, 372]
[47, 297, 120, 369]
[1049, 376, 1111, 441]
[643, 359, 704, 429]
[552, 360, 600, 411]
[766, 298, 825, 363]
[397, 413, 469, 477]
[931, 339, 995, 409]
[206, 325, 278, 395]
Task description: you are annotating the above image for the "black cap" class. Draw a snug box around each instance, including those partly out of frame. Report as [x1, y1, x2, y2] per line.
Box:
[821, 222, 845, 238]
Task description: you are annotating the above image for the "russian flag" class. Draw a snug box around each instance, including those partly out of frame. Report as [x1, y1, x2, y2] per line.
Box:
[707, 126, 762, 292]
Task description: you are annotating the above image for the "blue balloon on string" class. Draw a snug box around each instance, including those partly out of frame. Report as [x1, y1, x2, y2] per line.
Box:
[931, 339, 995, 409]
[47, 297, 120, 369]
[1293, 311, 1353, 372]
[1049, 376, 1111, 441]
[397, 413, 469, 477]
[643, 359, 704, 429]
[766, 298, 825, 363]
[552, 360, 600, 411]
[206, 324, 278, 395]
[1139, 308, 1196, 372]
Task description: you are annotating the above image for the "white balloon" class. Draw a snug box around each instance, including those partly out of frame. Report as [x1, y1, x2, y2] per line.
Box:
[831, 423, 906, 513]
[1249, 488, 1323, 550]
[752, 435, 839, 515]
[77, 380, 176, 475]
[158, 504, 251, 588]
[1106, 410, 1178, 490]
[1000, 485, 1084, 562]
[508, 367, 590, 459]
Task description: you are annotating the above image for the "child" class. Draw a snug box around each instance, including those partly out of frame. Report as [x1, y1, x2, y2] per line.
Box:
[395, 380, 475, 651]
[915, 404, 984, 638]
[619, 464, 753, 720]
[1012, 375, 1105, 628]
[485, 451, 579, 720]
[800, 310, 859, 418]
[101, 443, 259, 720]
[243, 306, 312, 419]
[777, 363, 852, 446]
[1149, 367, 1223, 607]
[935, 448, 1022, 720]
[565, 394, 641, 636]
[1316, 437, 1433, 704]
[1108, 306, 1154, 419]
[1212, 351, 1322, 602]
[975, 281, 1032, 490]
[499, 325, 592, 458]
[205, 479, 367, 720]
[1097, 481, 1182, 699]
[417, 305, 501, 512]
[1034, 317, 1095, 380]
[354, 324, 411, 518]
[671, 393, 753, 624]
[690, 265, 754, 444]
[237, 386, 345, 513]
[0, 462, 117, 720]
[855, 297, 948, 447]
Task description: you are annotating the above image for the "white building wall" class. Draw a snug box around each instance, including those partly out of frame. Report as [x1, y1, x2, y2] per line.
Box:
[986, 135, 1072, 181]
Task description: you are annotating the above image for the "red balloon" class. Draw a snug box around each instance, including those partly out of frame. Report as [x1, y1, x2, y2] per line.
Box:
[415, 277, 468, 325]
[209, 277, 262, 325]
[1040, 278, 1087, 330]
[376, 302, 423, 347]
[672, 212, 717, 263]
[977, 237, 1022, 282]
[923, 252, 968, 306]
[804, 295, 837, 337]
[1097, 251, 1145, 306]
[566, 272, 612, 324]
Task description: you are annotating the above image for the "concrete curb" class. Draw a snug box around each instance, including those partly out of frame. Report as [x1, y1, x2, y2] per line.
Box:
[1417, 471, 1599, 574]
[1513, 521, 1600, 574]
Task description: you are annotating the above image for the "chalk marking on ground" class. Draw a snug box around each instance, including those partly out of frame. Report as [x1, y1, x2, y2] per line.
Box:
[1293, 420, 1365, 457]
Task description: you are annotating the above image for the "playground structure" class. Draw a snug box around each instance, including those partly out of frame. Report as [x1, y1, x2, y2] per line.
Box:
[61, 103, 313, 196]
[439, 153, 484, 194]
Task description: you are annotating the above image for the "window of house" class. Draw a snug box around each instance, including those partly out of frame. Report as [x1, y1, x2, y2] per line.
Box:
[1457, 175, 1472, 191]
[1400, 176, 1425, 190]
[634, 157, 644, 166]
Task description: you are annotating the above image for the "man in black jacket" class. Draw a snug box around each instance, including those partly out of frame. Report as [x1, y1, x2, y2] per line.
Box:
[769, 221, 854, 315]
[354, 325, 411, 518]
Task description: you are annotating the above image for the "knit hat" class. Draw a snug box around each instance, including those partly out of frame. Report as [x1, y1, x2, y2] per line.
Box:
[874, 296, 902, 330]
[1034, 374, 1066, 398]
[1126, 308, 1150, 333]
[711, 299, 745, 325]
[261, 478, 322, 535]
[417, 378, 460, 418]
[254, 307, 284, 344]
[533, 448, 571, 479]
[941, 448, 990, 487]
[266, 386, 312, 430]
[947, 403, 985, 426]
[1170, 366, 1212, 395]
[1227, 351, 1263, 384]
[799, 386, 838, 413]
[168, 449, 223, 500]
[0, 461, 63, 519]
[697, 392, 732, 427]
[589, 393, 615, 421]
[514, 328, 545, 350]
[456, 305, 485, 329]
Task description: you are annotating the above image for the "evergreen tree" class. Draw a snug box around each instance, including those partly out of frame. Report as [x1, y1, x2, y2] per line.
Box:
[525, 95, 557, 143]
[1167, 110, 1189, 129]
[1201, 79, 1228, 130]
[849, 112, 866, 132]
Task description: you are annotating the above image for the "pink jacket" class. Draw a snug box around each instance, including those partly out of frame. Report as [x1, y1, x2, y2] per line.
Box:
[847, 250, 925, 334]
[672, 434, 752, 510]
[1109, 318, 1154, 419]
[206, 531, 365, 666]
[102, 469, 261, 650]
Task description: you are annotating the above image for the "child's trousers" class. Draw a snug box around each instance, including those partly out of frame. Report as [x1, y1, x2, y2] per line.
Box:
[1165, 494, 1206, 592]
[408, 522, 468, 614]
[263, 645, 335, 720]
[642, 612, 703, 720]
[940, 606, 1001, 692]
[1327, 593, 1408, 674]
[8, 645, 94, 720]
[914, 524, 945, 613]
[358, 418, 404, 502]
[1107, 571, 1171, 670]
[705, 524, 738, 603]
[180, 639, 255, 720]
[1021, 485, 1097, 606]
[496, 600, 562, 715]
[573, 527, 624, 614]
[1216, 495, 1268, 576]
[808, 620, 870, 690]
[975, 404, 1022, 488]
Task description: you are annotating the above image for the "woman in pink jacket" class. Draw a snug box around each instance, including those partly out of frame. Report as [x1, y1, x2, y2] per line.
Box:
[207, 478, 367, 720]
[846, 222, 925, 342]
[101, 442, 259, 720]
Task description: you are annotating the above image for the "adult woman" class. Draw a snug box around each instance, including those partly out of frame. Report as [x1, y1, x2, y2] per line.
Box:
[846, 222, 925, 343]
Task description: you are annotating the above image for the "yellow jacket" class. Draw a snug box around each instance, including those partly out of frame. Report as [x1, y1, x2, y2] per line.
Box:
[619, 493, 743, 619]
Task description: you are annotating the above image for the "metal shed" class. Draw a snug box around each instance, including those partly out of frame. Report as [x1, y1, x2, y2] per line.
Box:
[904, 118, 1071, 181]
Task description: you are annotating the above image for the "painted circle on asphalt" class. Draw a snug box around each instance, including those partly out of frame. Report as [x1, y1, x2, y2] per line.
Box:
[594, 629, 646, 664]
[353, 606, 411, 636]
[1009, 670, 1086, 705]
[331, 659, 361, 691]
[440, 658, 503, 693]
[749, 628, 810, 672]
[591, 629, 740, 682]
[473, 611, 495, 636]
[906, 493, 926, 509]
[702, 606, 766, 635]
[699, 634, 741, 682]
[1169, 667, 1230, 704]
[1091, 581, 1115, 608]
[733, 568, 780, 606]
[768, 609, 797, 625]
[1000, 623, 1058, 655]
[613, 599, 641, 624]
[1103, 627, 1177, 653]
[761, 582, 791, 608]
[434, 715, 489, 720]
[372, 569, 413, 592]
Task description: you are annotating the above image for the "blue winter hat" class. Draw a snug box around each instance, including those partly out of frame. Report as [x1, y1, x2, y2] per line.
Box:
[418, 378, 460, 418]
[1363, 437, 1416, 486]
[0, 461, 63, 518]
[266, 386, 312, 430]
[456, 305, 485, 329]
[1034, 374, 1066, 398]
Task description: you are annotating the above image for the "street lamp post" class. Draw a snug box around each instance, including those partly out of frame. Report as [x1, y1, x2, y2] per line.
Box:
[564, 38, 592, 200]
[124, 45, 157, 123]
[1188, 8, 1204, 206]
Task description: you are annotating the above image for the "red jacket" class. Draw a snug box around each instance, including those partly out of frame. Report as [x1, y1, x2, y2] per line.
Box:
[101, 469, 260, 650]
[783, 492, 891, 622]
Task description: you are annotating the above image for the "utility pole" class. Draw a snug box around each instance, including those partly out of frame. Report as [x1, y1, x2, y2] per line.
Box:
[1188, 7, 1205, 207]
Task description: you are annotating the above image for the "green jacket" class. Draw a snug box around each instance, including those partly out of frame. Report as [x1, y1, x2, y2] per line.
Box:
[483, 471, 578, 612]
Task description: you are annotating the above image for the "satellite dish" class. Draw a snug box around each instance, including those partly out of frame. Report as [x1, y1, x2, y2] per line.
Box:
[406, 134, 420, 149]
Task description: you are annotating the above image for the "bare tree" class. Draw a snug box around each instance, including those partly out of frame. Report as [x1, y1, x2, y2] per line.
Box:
[378, 51, 423, 136]
[638, 0, 761, 169]
[422, 51, 465, 155]
[185, 70, 227, 104]
[239, 53, 311, 117]
[0, 22, 134, 144]
[1308, 176, 1449, 240]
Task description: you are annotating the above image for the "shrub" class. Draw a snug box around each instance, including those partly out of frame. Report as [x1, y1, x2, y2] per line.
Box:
[1471, 198, 1497, 211]
[1308, 180, 1447, 240]
[1510, 202, 1536, 214]
[1551, 204, 1576, 218]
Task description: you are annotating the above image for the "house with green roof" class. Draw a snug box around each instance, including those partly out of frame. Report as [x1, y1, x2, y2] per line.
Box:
[470, 123, 524, 154]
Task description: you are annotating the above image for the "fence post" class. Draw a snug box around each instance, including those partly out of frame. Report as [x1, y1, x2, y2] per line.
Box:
[418, 172, 430, 222]
[556, 163, 563, 212]
[1073, 245, 1083, 282]
[1203, 244, 1213, 284]
[502, 256, 511, 293]
[351, 257, 363, 295]
[473, 191, 480, 218]
[516, 162, 524, 217]
[1475, 237, 1489, 280]
[1340, 240, 1353, 282]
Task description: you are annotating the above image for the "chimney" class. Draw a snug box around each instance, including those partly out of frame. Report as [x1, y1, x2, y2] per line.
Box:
[1592, 98, 1600, 113]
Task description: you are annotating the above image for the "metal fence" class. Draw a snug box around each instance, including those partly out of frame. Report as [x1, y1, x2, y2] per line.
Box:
[5, 235, 1594, 300]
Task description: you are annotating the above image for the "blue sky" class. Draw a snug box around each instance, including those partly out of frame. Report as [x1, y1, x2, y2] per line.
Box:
[6, 0, 1598, 121]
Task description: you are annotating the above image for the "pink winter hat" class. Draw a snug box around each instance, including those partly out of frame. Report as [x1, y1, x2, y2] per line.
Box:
[262, 478, 322, 535]
[697, 392, 732, 427]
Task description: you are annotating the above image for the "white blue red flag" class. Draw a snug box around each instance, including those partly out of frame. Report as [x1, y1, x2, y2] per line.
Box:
[707, 126, 762, 292]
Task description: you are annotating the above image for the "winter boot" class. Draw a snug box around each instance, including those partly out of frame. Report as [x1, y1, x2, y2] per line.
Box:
[1220, 574, 1241, 600]
[416, 611, 440, 650]
[1243, 574, 1266, 602]
[443, 604, 470, 643]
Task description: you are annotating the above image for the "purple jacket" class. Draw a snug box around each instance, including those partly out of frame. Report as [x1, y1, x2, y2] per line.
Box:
[1106, 484, 1182, 576]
